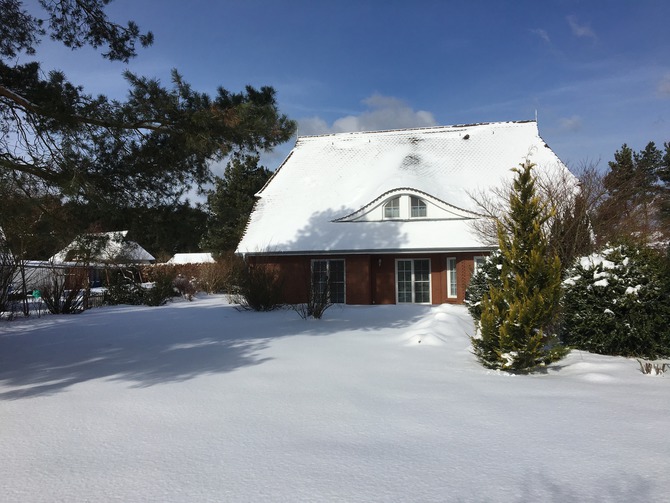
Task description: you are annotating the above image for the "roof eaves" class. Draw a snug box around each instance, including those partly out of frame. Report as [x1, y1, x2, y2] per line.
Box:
[240, 246, 497, 257]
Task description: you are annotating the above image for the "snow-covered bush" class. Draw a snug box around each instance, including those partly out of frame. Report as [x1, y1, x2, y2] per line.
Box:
[465, 250, 503, 324]
[561, 243, 670, 358]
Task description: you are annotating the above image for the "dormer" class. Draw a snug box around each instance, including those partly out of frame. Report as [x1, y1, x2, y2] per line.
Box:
[334, 188, 482, 223]
[382, 195, 428, 220]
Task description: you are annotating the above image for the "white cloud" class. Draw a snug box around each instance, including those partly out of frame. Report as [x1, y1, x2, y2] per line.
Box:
[530, 28, 551, 44]
[567, 15, 597, 40]
[298, 94, 438, 135]
[658, 73, 670, 96]
[558, 115, 583, 132]
[297, 116, 331, 136]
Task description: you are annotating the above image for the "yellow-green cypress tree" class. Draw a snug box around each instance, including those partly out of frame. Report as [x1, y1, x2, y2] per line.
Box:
[472, 160, 565, 371]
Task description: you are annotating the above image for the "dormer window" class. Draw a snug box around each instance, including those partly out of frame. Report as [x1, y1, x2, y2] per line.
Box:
[384, 197, 400, 219]
[411, 197, 427, 218]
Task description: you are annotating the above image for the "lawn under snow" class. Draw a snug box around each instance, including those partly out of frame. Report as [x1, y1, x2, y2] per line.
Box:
[1, 296, 668, 502]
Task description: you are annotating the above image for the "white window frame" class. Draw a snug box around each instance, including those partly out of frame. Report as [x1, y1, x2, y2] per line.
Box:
[384, 197, 400, 219]
[395, 258, 431, 304]
[410, 196, 427, 218]
[473, 256, 487, 275]
[446, 257, 457, 298]
[311, 259, 346, 304]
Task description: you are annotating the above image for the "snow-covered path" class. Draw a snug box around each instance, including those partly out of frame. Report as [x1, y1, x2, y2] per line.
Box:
[1, 296, 668, 502]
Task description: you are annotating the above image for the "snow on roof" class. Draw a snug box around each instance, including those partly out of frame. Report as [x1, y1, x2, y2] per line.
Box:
[166, 253, 215, 264]
[51, 231, 155, 264]
[238, 120, 574, 255]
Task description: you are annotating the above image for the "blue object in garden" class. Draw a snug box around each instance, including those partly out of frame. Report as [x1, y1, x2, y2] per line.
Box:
[32, 290, 41, 299]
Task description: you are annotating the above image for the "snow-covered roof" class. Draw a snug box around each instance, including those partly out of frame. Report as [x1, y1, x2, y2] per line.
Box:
[237, 120, 574, 255]
[51, 231, 155, 264]
[166, 253, 215, 264]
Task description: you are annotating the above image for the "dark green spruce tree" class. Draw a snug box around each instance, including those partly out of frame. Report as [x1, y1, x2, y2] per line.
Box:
[203, 154, 271, 254]
[472, 161, 565, 371]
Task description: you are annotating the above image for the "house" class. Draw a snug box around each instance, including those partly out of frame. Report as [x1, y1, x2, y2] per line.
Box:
[50, 231, 155, 288]
[51, 231, 155, 265]
[236, 120, 575, 305]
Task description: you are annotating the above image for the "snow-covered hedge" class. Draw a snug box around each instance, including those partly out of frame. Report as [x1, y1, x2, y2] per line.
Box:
[561, 243, 670, 358]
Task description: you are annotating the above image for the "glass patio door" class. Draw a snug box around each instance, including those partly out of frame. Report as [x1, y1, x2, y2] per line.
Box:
[396, 259, 430, 303]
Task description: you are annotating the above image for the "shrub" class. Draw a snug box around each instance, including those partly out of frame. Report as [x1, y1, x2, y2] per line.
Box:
[293, 275, 333, 320]
[562, 243, 670, 358]
[103, 267, 177, 307]
[103, 270, 145, 305]
[232, 262, 283, 311]
[173, 275, 197, 300]
[39, 268, 87, 314]
[196, 260, 231, 294]
[143, 268, 177, 306]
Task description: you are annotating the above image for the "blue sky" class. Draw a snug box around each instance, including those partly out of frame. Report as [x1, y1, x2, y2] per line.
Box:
[30, 0, 670, 173]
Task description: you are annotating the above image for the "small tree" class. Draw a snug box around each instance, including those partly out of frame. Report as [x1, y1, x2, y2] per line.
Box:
[471, 161, 565, 371]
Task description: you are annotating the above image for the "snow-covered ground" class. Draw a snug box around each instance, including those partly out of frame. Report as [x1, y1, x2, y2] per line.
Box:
[1, 296, 668, 502]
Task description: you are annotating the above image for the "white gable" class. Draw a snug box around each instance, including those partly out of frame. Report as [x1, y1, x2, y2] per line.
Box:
[237, 121, 573, 255]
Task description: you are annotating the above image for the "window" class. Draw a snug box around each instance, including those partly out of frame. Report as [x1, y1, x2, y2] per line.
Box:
[473, 256, 487, 275]
[396, 259, 431, 303]
[447, 257, 457, 298]
[311, 259, 345, 303]
[384, 197, 400, 219]
[410, 197, 427, 218]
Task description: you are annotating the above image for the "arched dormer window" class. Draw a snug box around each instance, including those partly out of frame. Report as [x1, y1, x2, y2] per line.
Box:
[411, 197, 427, 218]
[384, 197, 400, 219]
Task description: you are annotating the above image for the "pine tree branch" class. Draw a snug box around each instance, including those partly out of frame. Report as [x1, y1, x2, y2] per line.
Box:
[1, 84, 171, 132]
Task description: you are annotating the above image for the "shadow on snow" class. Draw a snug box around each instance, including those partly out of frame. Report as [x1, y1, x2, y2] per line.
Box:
[0, 299, 429, 399]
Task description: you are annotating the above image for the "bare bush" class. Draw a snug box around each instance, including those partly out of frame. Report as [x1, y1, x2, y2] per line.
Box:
[173, 275, 197, 301]
[293, 263, 333, 320]
[39, 266, 87, 314]
[0, 247, 16, 314]
[231, 262, 284, 311]
[197, 258, 233, 294]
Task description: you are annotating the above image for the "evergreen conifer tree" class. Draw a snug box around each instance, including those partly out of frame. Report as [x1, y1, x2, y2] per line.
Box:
[471, 161, 565, 371]
[598, 142, 667, 241]
[203, 154, 271, 253]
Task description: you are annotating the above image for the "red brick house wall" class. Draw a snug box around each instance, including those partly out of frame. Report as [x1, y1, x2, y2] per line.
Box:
[247, 251, 487, 305]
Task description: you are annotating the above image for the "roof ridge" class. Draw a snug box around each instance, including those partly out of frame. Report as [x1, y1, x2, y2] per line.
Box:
[298, 119, 536, 139]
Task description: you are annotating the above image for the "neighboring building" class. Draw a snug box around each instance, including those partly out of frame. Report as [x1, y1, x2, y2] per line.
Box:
[5, 231, 155, 293]
[49, 231, 154, 289]
[237, 120, 574, 305]
[51, 231, 155, 265]
[166, 253, 215, 265]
